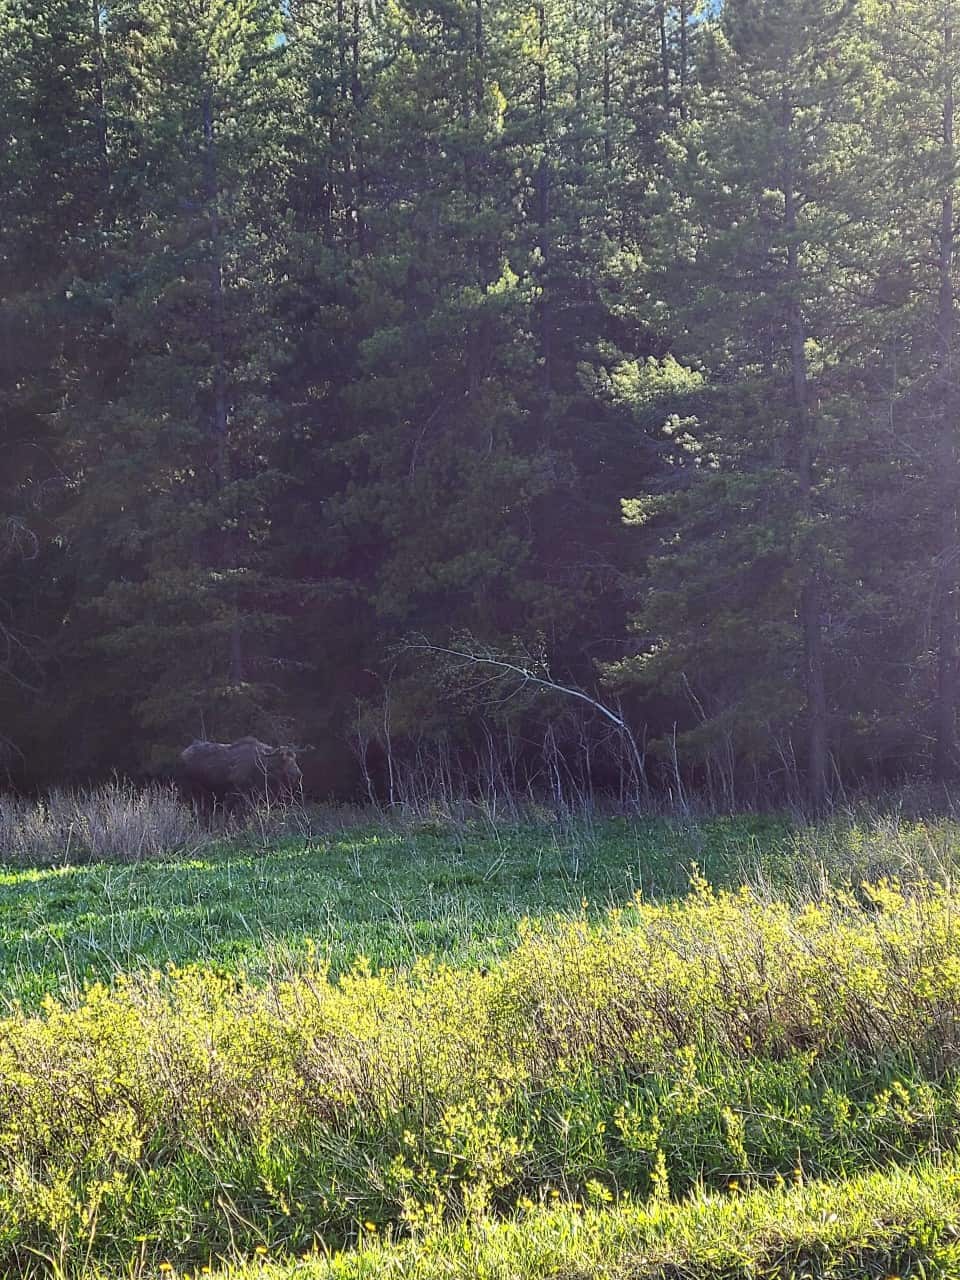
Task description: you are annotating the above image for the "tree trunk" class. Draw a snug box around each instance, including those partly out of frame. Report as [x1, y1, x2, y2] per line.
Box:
[468, 0, 493, 387]
[90, 0, 110, 205]
[573, 0, 583, 106]
[935, 4, 957, 782]
[782, 91, 828, 810]
[474, 0, 492, 284]
[351, 0, 367, 253]
[337, 0, 347, 99]
[537, 0, 551, 392]
[657, 2, 670, 115]
[678, 0, 688, 120]
[202, 84, 243, 686]
[602, 0, 612, 166]
[475, 0, 484, 119]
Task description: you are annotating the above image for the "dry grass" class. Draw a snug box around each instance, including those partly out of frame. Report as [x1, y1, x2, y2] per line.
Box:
[0, 782, 204, 864]
[0, 782, 369, 866]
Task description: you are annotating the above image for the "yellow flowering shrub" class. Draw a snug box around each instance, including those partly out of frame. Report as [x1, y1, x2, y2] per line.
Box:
[2, 879, 960, 1272]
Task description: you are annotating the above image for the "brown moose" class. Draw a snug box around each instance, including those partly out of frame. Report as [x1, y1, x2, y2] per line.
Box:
[179, 737, 303, 808]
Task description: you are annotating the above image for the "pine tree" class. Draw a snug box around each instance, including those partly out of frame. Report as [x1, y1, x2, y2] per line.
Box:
[0, 0, 128, 770]
[866, 0, 960, 780]
[613, 0, 876, 806]
[53, 0, 297, 763]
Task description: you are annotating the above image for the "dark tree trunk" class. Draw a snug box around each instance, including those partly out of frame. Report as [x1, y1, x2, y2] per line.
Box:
[782, 91, 828, 811]
[573, 0, 583, 106]
[90, 0, 110, 204]
[351, 0, 367, 252]
[537, 0, 551, 391]
[475, 0, 484, 119]
[935, 5, 957, 782]
[468, 0, 494, 387]
[603, 0, 612, 166]
[202, 85, 243, 686]
[678, 0, 689, 120]
[337, 0, 347, 99]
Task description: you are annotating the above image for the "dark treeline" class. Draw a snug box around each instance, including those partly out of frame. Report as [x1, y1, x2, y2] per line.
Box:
[0, 0, 956, 806]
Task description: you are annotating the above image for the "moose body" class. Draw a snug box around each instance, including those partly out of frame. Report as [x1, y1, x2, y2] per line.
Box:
[179, 737, 302, 807]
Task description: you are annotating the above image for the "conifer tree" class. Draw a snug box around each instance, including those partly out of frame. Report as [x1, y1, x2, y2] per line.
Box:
[56, 0, 296, 760]
[0, 0, 130, 769]
[615, 0, 874, 806]
[866, 0, 960, 780]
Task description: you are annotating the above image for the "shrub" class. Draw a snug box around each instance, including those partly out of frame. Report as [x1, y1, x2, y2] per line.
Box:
[3, 880, 960, 1272]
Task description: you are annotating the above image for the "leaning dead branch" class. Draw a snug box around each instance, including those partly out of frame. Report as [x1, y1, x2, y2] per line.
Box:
[401, 637, 649, 800]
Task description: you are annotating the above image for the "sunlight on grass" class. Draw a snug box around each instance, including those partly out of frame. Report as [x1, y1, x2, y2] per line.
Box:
[236, 1159, 960, 1280]
[5, 808, 960, 1275]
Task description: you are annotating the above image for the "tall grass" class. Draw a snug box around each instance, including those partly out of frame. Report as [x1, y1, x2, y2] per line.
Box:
[0, 783, 204, 864]
[4, 779, 960, 879]
[223, 1159, 960, 1280]
[0, 782, 370, 866]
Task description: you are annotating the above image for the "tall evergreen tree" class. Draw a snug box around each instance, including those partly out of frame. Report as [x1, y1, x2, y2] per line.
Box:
[0, 0, 128, 768]
[613, 0, 875, 806]
[45, 0, 297, 764]
[866, 0, 960, 780]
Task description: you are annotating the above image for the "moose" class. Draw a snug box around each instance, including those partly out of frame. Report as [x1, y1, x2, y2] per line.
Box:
[178, 737, 303, 809]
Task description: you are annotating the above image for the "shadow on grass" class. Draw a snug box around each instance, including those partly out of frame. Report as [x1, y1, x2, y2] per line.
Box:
[4, 807, 960, 1008]
[0, 816, 793, 1007]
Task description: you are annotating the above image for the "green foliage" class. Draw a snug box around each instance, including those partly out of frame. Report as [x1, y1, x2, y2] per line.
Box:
[0, 811, 798, 1007]
[0, 0, 671, 787]
[607, 0, 890, 800]
[5, 866, 960, 1273]
[203, 1160, 960, 1279]
[4, 0, 960, 801]
[2, 809, 960, 1274]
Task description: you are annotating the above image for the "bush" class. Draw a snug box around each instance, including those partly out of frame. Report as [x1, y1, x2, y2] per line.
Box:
[3, 879, 960, 1272]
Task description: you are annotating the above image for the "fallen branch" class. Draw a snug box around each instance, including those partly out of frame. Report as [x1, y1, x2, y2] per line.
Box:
[401, 639, 649, 801]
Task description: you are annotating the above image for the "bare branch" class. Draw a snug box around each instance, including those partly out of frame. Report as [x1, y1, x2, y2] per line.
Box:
[401, 638, 649, 798]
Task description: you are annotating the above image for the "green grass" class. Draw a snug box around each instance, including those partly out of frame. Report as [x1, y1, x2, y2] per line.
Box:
[0, 815, 795, 1008]
[6, 872, 960, 1276]
[228, 1158, 960, 1279]
[7, 806, 960, 1278]
[4, 806, 960, 1011]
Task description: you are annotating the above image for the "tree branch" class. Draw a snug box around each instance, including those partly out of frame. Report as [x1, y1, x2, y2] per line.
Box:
[401, 639, 649, 797]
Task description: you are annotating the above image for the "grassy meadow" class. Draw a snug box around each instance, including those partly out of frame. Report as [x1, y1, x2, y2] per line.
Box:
[0, 809, 799, 1009]
[5, 794, 960, 1277]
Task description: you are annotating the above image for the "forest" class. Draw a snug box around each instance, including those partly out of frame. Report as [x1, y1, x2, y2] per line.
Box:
[1, 0, 956, 808]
